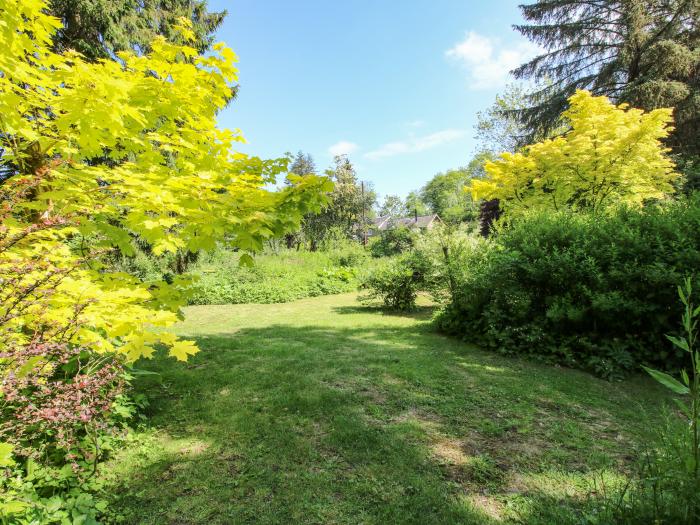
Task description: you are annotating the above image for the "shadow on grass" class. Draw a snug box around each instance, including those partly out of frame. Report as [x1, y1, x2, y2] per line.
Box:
[332, 303, 437, 319]
[105, 323, 666, 525]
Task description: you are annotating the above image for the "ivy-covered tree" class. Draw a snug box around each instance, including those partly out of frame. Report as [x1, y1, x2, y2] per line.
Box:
[513, 0, 699, 162]
[49, 0, 225, 60]
[470, 91, 678, 218]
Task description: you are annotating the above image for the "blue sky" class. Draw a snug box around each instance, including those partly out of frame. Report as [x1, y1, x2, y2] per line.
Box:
[208, 0, 536, 199]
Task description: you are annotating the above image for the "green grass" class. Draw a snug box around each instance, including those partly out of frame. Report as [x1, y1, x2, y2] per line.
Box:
[103, 293, 670, 524]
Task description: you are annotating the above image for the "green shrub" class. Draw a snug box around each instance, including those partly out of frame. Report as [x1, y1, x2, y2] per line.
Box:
[359, 226, 479, 311]
[369, 226, 415, 257]
[435, 197, 700, 377]
[359, 256, 424, 310]
[410, 225, 479, 303]
[0, 447, 109, 524]
[328, 244, 369, 268]
[187, 248, 363, 305]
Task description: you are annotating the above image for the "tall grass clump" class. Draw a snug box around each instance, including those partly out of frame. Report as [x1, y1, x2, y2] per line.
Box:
[187, 245, 367, 305]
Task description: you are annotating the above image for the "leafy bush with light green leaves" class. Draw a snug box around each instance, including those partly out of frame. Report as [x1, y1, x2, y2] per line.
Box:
[358, 258, 417, 311]
[359, 255, 425, 310]
[369, 226, 416, 257]
[359, 225, 478, 311]
[187, 248, 367, 305]
[410, 225, 478, 303]
[327, 243, 369, 269]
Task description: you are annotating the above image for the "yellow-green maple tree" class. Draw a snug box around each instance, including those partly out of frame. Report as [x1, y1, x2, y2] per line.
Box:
[469, 90, 679, 217]
[0, 0, 331, 361]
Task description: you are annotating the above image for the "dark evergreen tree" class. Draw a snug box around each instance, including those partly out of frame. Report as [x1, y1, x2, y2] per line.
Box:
[49, 0, 226, 60]
[289, 151, 317, 176]
[513, 0, 699, 162]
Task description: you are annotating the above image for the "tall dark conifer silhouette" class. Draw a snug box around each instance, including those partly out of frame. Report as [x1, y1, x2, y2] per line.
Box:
[49, 0, 226, 60]
[513, 0, 699, 160]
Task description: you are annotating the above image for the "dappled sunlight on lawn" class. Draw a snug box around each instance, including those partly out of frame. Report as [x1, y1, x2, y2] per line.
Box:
[455, 360, 509, 374]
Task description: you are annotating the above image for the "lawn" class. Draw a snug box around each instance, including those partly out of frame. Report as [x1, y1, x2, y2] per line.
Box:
[103, 293, 670, 524]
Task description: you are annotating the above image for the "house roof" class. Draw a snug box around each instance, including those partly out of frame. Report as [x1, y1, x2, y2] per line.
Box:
[371, 214, 440, 231]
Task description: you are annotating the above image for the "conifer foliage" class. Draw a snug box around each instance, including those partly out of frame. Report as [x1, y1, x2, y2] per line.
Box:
[49, 0, 226, 60]
[514, 0, 699, 158]
[289, 151, 317, 177]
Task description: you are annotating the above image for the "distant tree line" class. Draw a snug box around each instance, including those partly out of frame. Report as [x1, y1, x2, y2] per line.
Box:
[285, 152, 376, 250]
[55, 0, 695, 242]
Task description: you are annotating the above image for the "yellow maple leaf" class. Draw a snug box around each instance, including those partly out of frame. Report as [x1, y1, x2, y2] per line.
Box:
[169, 340, 199, 362]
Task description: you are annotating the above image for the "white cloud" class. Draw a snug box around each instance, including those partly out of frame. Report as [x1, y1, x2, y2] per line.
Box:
[446, 31, 539, 90]
[328, 141, 359, 157]
[364, 129, 466, 160]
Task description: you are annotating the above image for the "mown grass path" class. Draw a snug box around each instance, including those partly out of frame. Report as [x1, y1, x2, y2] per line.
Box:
[105, 293, 669, 524]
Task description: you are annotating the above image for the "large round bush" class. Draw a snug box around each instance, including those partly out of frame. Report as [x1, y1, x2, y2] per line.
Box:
[435, 197, 700, 378]
[369, 226, 415, 257]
